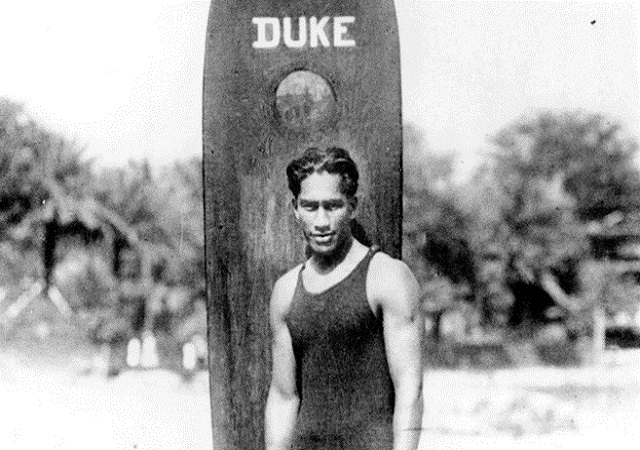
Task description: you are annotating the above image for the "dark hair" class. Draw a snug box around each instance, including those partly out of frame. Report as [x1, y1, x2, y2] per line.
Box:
[286, 147, 359, 198]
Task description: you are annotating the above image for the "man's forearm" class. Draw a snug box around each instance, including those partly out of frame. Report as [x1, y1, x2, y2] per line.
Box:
[392, 393, 423, 450]
[264, 389, 299, 450]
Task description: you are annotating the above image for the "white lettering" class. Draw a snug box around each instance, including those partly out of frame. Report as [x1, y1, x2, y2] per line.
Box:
[309, 16, 330, 48]
[333, 16, 356, 47]
[252, 17, 280, 49]
[283, 17, 307, 48]
[251, 16, 356, 49]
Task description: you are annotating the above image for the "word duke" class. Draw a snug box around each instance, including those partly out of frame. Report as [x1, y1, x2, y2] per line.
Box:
[252, 16, 356, 49]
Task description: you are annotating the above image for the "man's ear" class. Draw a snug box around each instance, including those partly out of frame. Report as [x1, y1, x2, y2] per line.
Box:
[349, 196, 358, 218]
[291, 197, 300, 220]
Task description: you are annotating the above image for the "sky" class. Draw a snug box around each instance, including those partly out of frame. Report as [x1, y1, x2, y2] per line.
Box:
[0, 1, 638, 178]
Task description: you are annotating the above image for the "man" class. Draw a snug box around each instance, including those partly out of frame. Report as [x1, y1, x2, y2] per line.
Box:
[265, 147, 423, 450]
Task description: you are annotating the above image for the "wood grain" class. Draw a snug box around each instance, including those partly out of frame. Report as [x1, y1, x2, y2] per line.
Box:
[203, 1, 401, 448]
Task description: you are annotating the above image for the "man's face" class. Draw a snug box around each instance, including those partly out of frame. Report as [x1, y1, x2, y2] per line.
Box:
[293, 171, 356, 257]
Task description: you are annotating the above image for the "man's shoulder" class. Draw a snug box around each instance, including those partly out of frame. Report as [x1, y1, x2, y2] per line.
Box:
[271, 263, 303, 313]
[370, 250, 414, 280]
[368, 251, 419, 308]
[275, 263, 304, 289]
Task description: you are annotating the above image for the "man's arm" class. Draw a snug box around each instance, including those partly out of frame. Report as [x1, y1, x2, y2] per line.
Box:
[264, 273, 300, 450]
[374, 256, 424, 450]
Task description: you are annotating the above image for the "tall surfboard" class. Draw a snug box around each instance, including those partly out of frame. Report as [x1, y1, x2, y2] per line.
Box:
[203, 1, 402, 448]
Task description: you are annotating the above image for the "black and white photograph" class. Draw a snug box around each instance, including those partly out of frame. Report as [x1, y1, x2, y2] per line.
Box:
[0, 1, 638, 449]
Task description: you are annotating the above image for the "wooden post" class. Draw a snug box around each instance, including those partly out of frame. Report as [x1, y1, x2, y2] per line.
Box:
[203, 1, 402, 448]
[592, 305, 606, 365]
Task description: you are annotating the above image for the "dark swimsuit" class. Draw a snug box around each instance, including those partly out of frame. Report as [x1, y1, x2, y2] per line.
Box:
[284, 246, 394, 450]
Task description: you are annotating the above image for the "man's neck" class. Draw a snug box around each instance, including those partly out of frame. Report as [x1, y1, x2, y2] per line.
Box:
[310, 236, 355, 274]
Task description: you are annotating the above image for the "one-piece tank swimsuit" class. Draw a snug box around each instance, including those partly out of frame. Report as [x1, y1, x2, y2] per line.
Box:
[284, 246, 395, 450]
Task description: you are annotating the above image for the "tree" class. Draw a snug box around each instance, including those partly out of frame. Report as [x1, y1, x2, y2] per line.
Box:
[403, 123, 475, 335]
[492, 110, 640, 221]
[93, 158, 204, 288]
[0, 99, 86, 242]
[91, 159, 205, 352]
[457, 167, 516, 328]
[155, 158, 205, 290]
[0, 98, 141, 338]
[481, 110, 640, 349]
[0, 98, 110, 283]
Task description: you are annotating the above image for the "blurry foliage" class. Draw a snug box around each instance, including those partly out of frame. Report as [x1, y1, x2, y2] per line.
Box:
[0, 98, 205, 347]
[492, 110, 640, 221]
[92, 158, 204, 288]
[0, 99, 93, 248]
[404, 110, 640, 335]
[579, 260, 640, 317]
[484, 110, 638, 328]
[3, 95, 640, 349]
[403, 123, 475, 327]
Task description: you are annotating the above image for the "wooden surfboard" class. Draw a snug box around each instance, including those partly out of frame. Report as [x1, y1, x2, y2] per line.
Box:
[203, 1, 401, 448]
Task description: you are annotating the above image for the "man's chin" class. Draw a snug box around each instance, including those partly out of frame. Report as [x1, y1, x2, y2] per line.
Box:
[308, 243, 336, 255]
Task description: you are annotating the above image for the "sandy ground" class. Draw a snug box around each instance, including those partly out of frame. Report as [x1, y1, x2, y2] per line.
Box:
[1, 348, 639, 449]
[419, 350, 640, 449]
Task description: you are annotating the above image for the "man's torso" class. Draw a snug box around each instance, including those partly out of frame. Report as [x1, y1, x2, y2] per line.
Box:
[282, 244, 395, 450]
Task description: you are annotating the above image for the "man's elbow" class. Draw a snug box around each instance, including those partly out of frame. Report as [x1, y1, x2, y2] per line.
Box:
[267, 382, 298, 409]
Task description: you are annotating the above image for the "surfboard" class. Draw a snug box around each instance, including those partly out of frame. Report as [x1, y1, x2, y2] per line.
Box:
[203, 1, 401, 448]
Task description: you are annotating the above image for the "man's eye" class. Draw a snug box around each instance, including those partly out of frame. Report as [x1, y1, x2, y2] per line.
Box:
[303, 204, 317, 211]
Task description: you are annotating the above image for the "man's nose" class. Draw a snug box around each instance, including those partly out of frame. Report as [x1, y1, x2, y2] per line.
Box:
[313, 208, 330, 229]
